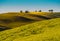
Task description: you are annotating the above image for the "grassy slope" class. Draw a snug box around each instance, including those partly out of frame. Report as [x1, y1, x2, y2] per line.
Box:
[0, 12, 36, 28]
[0, 18, 60, 41]
[0, 12, 51, 29]
[0, 12, 48, 19]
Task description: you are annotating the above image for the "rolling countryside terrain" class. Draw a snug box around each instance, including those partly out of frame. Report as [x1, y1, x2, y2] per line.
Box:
[0, 12, 60, 41]
[0, 12, 52, 31]
[0, 18, 60, 41]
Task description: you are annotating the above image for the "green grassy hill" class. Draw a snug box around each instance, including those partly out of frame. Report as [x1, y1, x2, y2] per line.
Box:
[0, 18, 60, 41]
[0, 12, 52, 31]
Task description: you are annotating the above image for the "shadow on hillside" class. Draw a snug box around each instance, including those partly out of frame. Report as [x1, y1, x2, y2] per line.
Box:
[0, 19, 13, 23]
[0, 14, 54, 31]
[0, 16, 35, 31]
[0, 16, 34, 24]
[0, 13, 54, 24]
[28, 14, 51, 19]
[14, 16, 34, 22]
[0, 25, 11, 31]
[47, 12, 60, 18]
[35, 15, 51, 19]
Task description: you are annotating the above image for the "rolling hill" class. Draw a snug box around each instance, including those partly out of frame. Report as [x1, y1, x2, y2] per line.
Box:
[0, 12, 52, 31]
[0, 18, 60, 41]
[0, 12, 60, 31]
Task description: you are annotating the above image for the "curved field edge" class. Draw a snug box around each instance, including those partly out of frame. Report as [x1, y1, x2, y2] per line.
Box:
[0, 12, 51, 29]
[0, 18, 60, 41]
[0, 12, 60, 29]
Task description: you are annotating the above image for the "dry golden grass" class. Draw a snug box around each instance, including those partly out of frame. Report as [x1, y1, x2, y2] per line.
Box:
[0, 18, 60, 41]
[0, 12, 50, 29]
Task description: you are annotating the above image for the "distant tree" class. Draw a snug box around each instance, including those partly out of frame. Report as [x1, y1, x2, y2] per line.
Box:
[39, 10, 42, 12]
[20, 10, 23, 13]
[49, 9, 53, 13]
[25, 11, 29, 13]
[35, 10, 37, 12]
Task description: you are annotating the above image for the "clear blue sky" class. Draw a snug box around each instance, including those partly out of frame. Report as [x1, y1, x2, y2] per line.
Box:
[0, 0, 60, 13]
